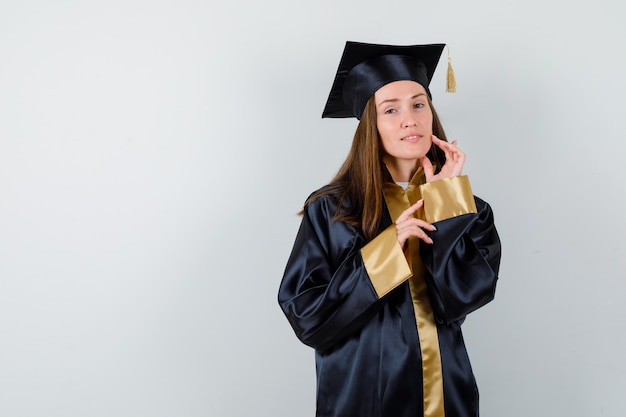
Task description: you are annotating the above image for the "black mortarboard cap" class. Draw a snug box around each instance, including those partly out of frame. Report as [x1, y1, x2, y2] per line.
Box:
[322, 41, 446, 119]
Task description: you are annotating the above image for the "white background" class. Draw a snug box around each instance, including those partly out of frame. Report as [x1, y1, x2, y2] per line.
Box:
[1, 1, 625, 416]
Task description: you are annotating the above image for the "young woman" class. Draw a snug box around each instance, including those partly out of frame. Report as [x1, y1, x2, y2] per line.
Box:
[278, 41, 501, 417]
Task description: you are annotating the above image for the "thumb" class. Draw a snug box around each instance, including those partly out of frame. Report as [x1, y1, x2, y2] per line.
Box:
[421, 156, 434, 182]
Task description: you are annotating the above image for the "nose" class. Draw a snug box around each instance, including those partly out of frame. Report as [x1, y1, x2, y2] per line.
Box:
[403, 116, 417, 128]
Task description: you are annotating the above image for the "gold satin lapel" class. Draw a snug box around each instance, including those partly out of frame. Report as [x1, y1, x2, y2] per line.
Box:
[383, 171, 445, 417]
[382, 183, 408, 221]
[407, 239, 445, 417]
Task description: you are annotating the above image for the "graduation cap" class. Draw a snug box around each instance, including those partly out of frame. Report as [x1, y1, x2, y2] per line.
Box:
[322, 41, 453, 119]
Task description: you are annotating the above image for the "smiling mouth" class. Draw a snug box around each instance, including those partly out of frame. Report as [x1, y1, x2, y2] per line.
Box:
[401, 135, 420, 141]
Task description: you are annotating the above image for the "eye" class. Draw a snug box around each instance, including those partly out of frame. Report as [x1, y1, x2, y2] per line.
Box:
[414, 102, 424, 109]
[384, 108, 397, 114]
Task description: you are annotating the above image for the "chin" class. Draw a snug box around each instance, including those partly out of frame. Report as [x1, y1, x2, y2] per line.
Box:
[408, 150, 430, 160]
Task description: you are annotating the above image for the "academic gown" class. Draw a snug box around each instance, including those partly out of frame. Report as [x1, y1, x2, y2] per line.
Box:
[278, 172, 501, 417]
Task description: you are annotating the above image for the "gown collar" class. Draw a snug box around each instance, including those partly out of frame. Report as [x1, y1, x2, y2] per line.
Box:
[383, 164, 428, 189]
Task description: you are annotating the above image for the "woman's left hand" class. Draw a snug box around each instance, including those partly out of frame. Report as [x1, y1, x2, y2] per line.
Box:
[421, 135, 466, 183]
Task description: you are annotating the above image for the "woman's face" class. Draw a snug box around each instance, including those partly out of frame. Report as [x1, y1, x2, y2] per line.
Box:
[374, 80, 433, 165]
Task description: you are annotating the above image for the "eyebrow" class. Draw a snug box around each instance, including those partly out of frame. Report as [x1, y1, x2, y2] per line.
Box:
[376, 93, 427, 108]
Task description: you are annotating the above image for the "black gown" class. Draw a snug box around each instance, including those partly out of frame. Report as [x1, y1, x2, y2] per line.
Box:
[278, 171, 501, 417]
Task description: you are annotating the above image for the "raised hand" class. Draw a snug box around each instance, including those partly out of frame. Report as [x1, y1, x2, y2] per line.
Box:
[421, 135, 466, 183]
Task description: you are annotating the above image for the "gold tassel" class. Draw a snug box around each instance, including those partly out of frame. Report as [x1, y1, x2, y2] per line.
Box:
[446, 45, 456, 93]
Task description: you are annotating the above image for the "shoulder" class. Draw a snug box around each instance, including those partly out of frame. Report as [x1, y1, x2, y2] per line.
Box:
[303, 185, 341, 221]
[302, 185, 363, 244]
[304, 183, 346, 215]
[468, 195, 499, 234]
[474, 195, 495, 217]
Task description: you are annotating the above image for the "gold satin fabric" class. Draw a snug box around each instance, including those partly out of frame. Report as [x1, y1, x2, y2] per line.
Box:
[383, 168, 446, 417]
[361, 169, 478, 416]
[361, 225, 412, 298]
[420, 175, 477, 223]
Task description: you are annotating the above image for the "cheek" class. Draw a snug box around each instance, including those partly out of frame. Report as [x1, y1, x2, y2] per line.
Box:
[423, 114, 434, 131]
[376, 123, 392, 147]
[378, 136, 392, 155]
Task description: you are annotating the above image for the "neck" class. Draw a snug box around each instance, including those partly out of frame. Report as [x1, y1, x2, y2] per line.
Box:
[383, 158, 420, 182]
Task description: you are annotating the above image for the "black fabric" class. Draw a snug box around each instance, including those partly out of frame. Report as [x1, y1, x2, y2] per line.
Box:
[278, 192, 501, 417]
[322, 41, 445, 119]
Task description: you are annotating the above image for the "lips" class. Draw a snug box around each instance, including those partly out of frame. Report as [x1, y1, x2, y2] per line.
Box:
[401, 134, 421, 142]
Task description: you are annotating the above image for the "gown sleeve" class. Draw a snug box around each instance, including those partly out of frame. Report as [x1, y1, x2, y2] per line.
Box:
[419, 177, 501, 324]
[278, 194, 409, 352]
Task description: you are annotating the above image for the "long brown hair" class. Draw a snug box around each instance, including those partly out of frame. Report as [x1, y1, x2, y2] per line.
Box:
[304, 95, 449, 242]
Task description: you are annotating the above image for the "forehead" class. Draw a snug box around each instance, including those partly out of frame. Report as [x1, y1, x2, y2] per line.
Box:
[374, 80, 427, 103]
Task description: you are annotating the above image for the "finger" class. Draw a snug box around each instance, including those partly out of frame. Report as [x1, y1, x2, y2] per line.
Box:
[397, 218, 437, 233]
[396, 226, 415, 248]
[449, 141, 463, 159]
[432, 135, 452, 158]
[455, 148, 466, 166]
[432, 135, 453, 149]
[437, 137, 460, 153]
[421, 156, 434, 182]
[420, 233, 434, 245]
[436, 139, 465, 169]
[447, 141, 465, 170]
[400, 225, 434, 245]
[395, 199, 424, 224]
[431, 134, 443, 144]
[432, 136, 455, 160]
[447, 140, 461, 155]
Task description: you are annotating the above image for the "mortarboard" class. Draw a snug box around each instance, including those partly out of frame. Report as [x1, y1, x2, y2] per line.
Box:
[321, 41, 448, 119]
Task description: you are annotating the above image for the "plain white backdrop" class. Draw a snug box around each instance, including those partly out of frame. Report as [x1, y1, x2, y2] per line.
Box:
[1, 1, 625, 416]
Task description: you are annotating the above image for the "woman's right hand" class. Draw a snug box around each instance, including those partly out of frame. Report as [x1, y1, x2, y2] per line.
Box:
[395, 199, 437, 248]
